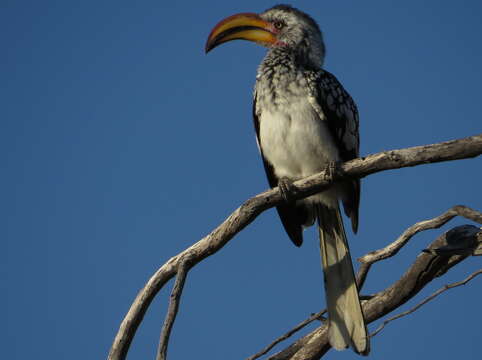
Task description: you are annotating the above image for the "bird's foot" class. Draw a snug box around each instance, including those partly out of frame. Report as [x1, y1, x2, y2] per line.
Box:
[323, 161, 343, 182]
[278, 177, 297, 203]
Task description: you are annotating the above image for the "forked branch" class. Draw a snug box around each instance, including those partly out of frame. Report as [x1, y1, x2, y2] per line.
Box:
[108, 134, 482, 360]
[247, 208, 481, 360]
[156, 259, 190, 360]
[267, 224, 482, 360]
[370, 268, 482, 338]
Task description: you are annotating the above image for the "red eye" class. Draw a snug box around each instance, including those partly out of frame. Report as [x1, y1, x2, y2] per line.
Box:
[273, 21, 284, 30]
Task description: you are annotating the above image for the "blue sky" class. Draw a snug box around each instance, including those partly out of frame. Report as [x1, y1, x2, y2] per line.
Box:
[3, 1, 481, 359]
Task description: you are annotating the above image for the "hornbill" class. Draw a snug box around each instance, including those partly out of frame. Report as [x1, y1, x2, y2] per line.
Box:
[205, 5, 369, 355]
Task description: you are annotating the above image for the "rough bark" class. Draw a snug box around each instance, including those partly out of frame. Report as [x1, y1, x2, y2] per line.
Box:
[107, 134, 482, 360]
[269, 225, 481, 360]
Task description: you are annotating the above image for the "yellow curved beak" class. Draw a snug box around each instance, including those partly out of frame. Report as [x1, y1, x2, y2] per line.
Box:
[205, 12, 277, 53]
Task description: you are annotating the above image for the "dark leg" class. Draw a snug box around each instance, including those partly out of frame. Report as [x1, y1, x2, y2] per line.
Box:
[323, 161, 343, 182]
[278, 176, 297, 203]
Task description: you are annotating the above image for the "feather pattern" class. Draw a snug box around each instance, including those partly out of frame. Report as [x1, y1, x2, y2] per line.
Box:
[305, 69, 361, 232]
[253, 36, 368, 357]
[250, 5, 368, 354]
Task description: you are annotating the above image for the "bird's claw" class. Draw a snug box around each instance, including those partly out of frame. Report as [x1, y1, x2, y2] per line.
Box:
[323, 161, 343, 182]
[278, 177, 297, 203]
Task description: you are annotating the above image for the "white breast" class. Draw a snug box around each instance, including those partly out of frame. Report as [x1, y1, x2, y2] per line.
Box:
[259, 98, 340, 181]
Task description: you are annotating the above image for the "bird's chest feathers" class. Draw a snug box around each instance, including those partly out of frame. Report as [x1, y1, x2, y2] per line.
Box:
[256, 87, 339, 180]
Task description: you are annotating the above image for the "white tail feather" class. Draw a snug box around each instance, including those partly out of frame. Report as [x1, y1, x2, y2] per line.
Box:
[317, 204, 369, 355]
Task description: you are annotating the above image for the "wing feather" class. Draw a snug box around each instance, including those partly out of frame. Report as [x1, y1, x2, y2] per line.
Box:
[305, 70, 361, 233]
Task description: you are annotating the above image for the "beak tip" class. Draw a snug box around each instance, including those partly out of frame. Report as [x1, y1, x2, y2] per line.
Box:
[205, 38, 220, 54]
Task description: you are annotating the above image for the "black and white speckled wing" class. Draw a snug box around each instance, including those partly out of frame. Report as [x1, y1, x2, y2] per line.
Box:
[305, 69, 361, 232]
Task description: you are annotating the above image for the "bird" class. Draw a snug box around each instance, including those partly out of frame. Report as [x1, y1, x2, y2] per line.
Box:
[205, 4, 369, 355]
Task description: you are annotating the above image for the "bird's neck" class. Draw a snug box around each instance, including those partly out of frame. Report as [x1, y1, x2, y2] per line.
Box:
[255, 48, 310, 112]
[258, 47, 297, 78]
[257, 46, 320, 80]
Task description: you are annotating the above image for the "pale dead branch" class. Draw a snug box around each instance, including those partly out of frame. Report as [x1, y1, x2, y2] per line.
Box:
[156, 259, 190, 360]
[359, 205, 482, 264]
[108, 134, 482, 360]
[248, 211, 481, 360]
[370, 268, 482, 338]
[246, 311, 327, 360]
[267, 224, 482, 360]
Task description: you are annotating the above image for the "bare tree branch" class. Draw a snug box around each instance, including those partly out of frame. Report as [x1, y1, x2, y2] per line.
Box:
[246, 311, 327, 360]
[248, 210, 481, 360]
[268, 224, 482, 360]
[107, 134, 482, 360]
[247, 262, 374, 360]
[156, 259, 189, 360]
[370, 268, 482, 338]
[359, 205, 482, 264]
[247, 245, 375, 360]
[355, 263, 372, 290]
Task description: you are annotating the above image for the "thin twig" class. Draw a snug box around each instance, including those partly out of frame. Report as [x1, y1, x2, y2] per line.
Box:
[246, 311, 326, 360]
[359, 205, 482, 264]
[156, 260, 189, 360]
[248, 261, 373, 360]
[370, 268, 482, 337]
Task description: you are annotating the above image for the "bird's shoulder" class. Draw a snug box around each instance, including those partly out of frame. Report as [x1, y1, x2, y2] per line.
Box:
[303, 69, 359, 161]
